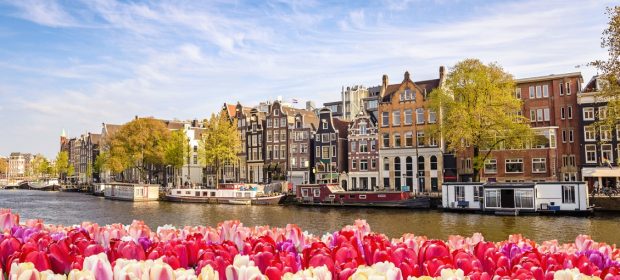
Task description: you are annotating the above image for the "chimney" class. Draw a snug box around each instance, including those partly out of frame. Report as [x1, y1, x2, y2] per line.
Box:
[380, 74, 389, 97]
[439, 66, 445, 81]
[404, 71, 410, 81]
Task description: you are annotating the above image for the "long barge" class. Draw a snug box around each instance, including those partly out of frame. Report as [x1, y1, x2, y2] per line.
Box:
[295, 184, 431, 209]
[165, 184, 284, 205]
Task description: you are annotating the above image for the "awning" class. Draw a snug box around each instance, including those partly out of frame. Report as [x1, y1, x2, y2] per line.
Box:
[582, 167, 620, 178]
[322, 173, 339, 180]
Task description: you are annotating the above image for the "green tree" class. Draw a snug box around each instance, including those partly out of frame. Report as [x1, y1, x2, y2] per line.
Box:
[67, 164, 75, 178]
[0, 157, 7, 176]
[55, 151, 69, 177]
[198, 111, 241, 188]
[589, 6, 620, 136]
[165, 129, 190, 187]
[107, 118, 172, 182]
[429, 59, 534, 182]
[32, 155, 51, 179]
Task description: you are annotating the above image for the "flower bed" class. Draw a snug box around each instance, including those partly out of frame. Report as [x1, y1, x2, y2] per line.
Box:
[0, 209, 619, 279]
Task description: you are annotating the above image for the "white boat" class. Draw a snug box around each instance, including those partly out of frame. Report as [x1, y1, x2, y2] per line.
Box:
[104, 183, 160, 201]
[166, 184, 284, 205]
[442, 182, 592, 215]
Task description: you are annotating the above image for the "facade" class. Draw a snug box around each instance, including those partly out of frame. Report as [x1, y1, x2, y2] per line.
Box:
[246, 108, 265, 184]
[264, 101, 290, 182]
[8, 152, 32, 179]
[324, 85, 370, 121]
[288, 112, 318, 185]
[347, 112, 379, 190]
[377, 69, 445, 193]
[232, 103, 252, 183]
[458, 72, 583, 183]
[314, 108, 349, 187]
[578, 76, 620, 190]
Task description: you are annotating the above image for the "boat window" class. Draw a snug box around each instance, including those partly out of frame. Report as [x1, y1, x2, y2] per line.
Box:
[562, 185, 575, 204]
[313, 189, 320, 197]
[236, 192, 242, 198]
[359, 195, 366, 199]
[203, 192, 208, 197]
[177, 191, 181, 195]
[485, 190, 500, 208]
[302, 189, 309, 197]
[473, 186, 482, 202]
[186, 191, 191, 195]
[245, 192, 251, 198]
[339, 194, 345, 198]
[195, 192, 200, 197]
[328, 194, 335, 198]
[378, 194, 386, 198]
[515, 190, 534, 208]
[211, 192, 216, 196]
[454, 186, 465, 201]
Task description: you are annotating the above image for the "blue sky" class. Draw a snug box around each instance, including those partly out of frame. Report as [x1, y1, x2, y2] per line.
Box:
[0, 0, 614, 158]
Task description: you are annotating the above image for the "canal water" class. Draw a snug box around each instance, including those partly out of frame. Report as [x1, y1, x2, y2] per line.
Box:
[1, 190, 618, 244]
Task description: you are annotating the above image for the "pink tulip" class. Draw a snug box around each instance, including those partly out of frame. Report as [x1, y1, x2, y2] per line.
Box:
[0, 209, 19, 232]
[81, 253, 112, 280]
[149, 261, 174, 280]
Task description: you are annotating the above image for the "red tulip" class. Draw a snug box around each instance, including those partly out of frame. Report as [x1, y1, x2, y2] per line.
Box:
[0, 237, 21, 271]
[116, 241, 146, 261]
[23, 251, 51, 271]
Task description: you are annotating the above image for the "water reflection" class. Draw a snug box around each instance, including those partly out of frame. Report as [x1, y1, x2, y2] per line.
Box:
[0, 190, 618, 244]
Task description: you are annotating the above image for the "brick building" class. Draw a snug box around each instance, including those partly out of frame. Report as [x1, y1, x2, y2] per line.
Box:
[288, 111, 318, 185]
[347, 112, 379, 190]
[314, 108, 349, 186]
[377, 69, 445, 193]
[246, 108, 265, 183]
[457, 72, 583, 183]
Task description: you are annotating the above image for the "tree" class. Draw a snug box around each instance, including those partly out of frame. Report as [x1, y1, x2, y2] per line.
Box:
[54, 151, 69, 181]
[164, 129, 190, 187]
[198, 111, 241, 188]
[589, 6, 620, 134]
[32, 155, 51, 179]
[429, 59, 534, 182]
[67, 164, 75, 179]
[0, 158, 8, 176]
[106, 118, 172, 182]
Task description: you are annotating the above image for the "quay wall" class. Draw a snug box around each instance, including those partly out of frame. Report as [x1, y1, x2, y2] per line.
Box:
[590, 197, 620, 212]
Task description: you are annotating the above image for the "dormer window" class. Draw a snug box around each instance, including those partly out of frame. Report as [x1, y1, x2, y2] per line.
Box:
[274, 110, 279, 116]
[359, 122, 367, 135]
[322, 120, 327, 129]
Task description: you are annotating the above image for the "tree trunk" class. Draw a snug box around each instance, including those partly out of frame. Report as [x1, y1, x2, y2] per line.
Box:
[215, 160, 220, 189]
[473, 146, 481, 182]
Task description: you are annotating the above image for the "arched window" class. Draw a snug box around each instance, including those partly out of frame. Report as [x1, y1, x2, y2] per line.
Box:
[394, 157, 401, 190]
[430, 155, 438, 170]
[406, 157, 413, 190]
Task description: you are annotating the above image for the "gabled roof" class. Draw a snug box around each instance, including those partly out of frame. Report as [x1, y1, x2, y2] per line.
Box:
[381, 78, 440, 103]
[333, 118, 350, 139]
[516, 72, 582, 84]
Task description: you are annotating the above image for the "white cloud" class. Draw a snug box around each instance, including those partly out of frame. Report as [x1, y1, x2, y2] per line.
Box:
[5, 0, 76, 27]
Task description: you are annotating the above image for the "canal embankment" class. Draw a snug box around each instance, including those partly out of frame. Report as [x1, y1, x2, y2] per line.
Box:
[590, 196, 620, 211]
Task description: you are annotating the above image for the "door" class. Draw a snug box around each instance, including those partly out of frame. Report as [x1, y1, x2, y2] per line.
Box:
[500, 189, 515, 208]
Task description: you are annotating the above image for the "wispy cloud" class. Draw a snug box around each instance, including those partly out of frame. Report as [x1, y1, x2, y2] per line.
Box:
[3, 0, 77, 27]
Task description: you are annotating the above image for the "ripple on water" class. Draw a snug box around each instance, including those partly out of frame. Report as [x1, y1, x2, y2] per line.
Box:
[0, 190, 618, 244]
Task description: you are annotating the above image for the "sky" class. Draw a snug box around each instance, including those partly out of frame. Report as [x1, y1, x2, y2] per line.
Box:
[0, 0, 614, 158]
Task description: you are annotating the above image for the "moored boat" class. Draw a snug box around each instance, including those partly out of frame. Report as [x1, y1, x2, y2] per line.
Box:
[295, 184, 431, 208]
[165, 184, 285, 205]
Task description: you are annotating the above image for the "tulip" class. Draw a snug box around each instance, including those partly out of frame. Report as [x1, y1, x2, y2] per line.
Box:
[149, 260, 174, 280]
[0, 209, 19, 232]
[67, 269, 94, 280]
[197, 265, 219, 280]
[39, 270, 67, 280]
[225, 255, 266, 280]
[9, 262, 40, 280]
[81, 253, 112, 280]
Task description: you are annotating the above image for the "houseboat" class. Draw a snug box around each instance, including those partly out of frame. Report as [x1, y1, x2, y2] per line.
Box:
[104, 183, 160, 201]
[91, 183, 106, 196]
[165, 184, 284, 205]
[442, 182, 592, 215]
[29, 178, 60, 191]
[295, 184, 431, 208]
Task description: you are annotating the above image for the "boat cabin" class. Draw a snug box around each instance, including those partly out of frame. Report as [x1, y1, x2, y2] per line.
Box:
[442, 182, 590, 214]
[296, 184, 410, 203]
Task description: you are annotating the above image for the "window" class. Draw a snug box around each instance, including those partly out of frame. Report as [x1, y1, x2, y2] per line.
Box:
[280, 131, 286, 141]
[193, 155, 198, 164]
[454, 186, 465, 201]
[371, 140, 376, 151]
[542, 85, 549, 97]
[351, 142, 357, 153]
[484, 159, 497, 174]
[485, 190, 500, 208]
[429, 135, 438, 146]
[331, 133, 336, 141]
[352, 159, 357, 170]
[416, 108, 424, 124]
[515, 88, 521, 99]
[359, 122, 367, 135]
[416, 131, 425, 147]
[569, 129, 574, 143]
[266, 119, 272, 128]
[562, 185, 575, 204]
[543, 108, 550, 121]
[515, 190, 534, 209]
[360, 160, 368, 171]
[602, 144, 613, 164]
[383, 157, 389, 171]
[505, 159, 523, 173]
[599, 107, 608, 120]
[536, 85, 542, 98]
[291, 157, 296, 168]
[561, 107, 565, 119]
[428, 110, 437, 123]
[332, 146, 336, 158]
[584, 126, 596, 141]
[381, 112, 389, 127]
[266, 146, 272, 159]
[274, 145, 280, 159]
[562, 130, 567, 143]
[532, 158, 546, 173]
[281, 118, 286, 127]
[565, 82, 571, 95]
[529, 86, 535, 98]
[392, 111, 401, 126]
[601, 126, 612, 141]
[583, 108, 595, 120]
[394, 133, 401, 147]
[404, 109, 413, 125]
[382, 134, 390, 148]
[322, 146, 330, 159]
[473, 186, 482, 202]
[405, 133, 413, 147]
[567, 106, 573, 119]
[530, 110, 536, 122]
[322, 120, 327, 129]
[315, 148, 320, 158]
[360, 141, 368, 153]
[313, 188, 320, 197]
[371, 159, 376, 169]
[585, 144, 597, 163]
[537, 109, 543, 121]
